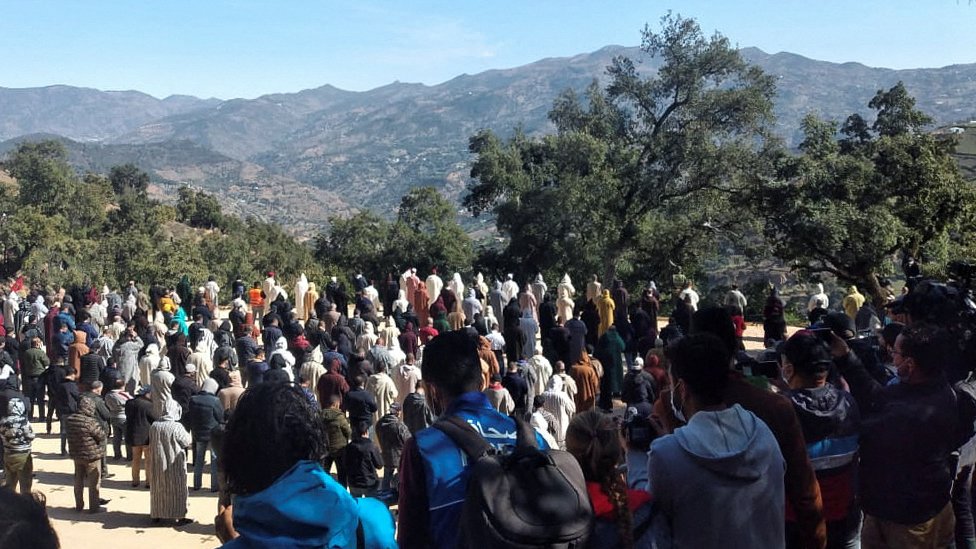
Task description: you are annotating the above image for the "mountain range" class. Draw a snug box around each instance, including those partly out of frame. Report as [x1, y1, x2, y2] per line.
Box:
[2, 45, 975, 232]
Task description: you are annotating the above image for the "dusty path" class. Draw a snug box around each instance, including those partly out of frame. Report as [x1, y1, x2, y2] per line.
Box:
[29, 422, 220, 547]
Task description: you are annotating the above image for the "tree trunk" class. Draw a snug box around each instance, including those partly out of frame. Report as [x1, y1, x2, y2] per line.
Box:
[862, 271, 888, 311]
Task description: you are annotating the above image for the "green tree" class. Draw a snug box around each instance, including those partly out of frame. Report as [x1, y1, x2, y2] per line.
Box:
[315, 211, 392, 280]
[465, 14, 776, 286]
[5, 140, 79, 216]
[176, 186, 223, 229]
[108, 163, 150, 196]
[393, 186, 473, 275]
[750, 83, 975, 305]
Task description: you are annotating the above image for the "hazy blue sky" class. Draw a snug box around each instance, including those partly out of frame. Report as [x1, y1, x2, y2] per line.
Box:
[3, 1, 973, 99]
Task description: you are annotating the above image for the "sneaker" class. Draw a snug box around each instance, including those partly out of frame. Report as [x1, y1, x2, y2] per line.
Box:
[175, 518, 194, 526]
[98, 498, 111, 505]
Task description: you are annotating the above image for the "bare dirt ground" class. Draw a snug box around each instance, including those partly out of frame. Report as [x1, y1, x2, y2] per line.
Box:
[30, 319, 791, 548]
[30, 425, 221, 547]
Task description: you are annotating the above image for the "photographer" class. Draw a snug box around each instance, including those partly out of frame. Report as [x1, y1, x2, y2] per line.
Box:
[835, 322, 957, 548]
[622, 402, 660, 491]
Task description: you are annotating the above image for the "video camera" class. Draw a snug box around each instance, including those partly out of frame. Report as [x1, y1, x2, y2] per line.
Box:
[902, 261, 976, 381]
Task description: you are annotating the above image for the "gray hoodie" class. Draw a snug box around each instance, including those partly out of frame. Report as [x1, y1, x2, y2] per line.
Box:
[648, 404, 786, 548]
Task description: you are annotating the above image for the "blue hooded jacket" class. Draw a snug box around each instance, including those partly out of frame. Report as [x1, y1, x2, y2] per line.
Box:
[223, 460, 396, 549]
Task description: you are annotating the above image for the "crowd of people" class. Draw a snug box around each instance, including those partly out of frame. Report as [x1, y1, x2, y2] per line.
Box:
[0, 266, 972, 549]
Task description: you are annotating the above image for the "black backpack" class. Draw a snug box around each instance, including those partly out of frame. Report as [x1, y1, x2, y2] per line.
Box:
[434, 415, 593, 548]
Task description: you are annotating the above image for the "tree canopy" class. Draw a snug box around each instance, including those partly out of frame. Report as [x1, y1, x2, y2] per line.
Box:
[0, 139, 322, 295]
[315, 186, 472, 282]
[465, 14, 777, 288]
[748, 82, 976, 304]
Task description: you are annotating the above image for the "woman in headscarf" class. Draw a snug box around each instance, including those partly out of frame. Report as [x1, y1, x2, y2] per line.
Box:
[148, 399, 192, 525]
[356, 321, 378, 355]
[171, 307, 189, 336]
[474, 272, 489, 307]
[167, 333, 191, 378]
[176, 275, 193, 317]
[268, 337, 296, 382]
[382, 326, 406, 366]
[150, 357, 176, 419]
[428, 295, 447, 321]
[540, 375, 576, 449]
[596, 290, 616, 338]
[393, 290, 410, 316]
[139, 343, 161, 389]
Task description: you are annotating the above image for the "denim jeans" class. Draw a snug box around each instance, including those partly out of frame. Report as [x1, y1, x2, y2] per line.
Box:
[193, 440, 217, 491]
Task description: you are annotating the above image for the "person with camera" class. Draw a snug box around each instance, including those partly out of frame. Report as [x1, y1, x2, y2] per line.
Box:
[835, 322, 957, 548]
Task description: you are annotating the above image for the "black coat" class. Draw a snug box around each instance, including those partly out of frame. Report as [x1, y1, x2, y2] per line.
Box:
[502, 371, 529, 412]
[344, 388, 377, 426]
[402, 392, 434, 434]
[171, 375, 198, 417]
[343, 435, 382, 489]
[186, 392, 224, 441]
[124, 396, 157, 446]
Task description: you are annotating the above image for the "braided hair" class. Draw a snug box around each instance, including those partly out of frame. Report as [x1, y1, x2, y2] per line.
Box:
[565, 410, 634, 549]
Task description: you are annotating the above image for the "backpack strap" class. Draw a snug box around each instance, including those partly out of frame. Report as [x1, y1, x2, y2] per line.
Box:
[513, 415, 539, 450]
[433, 415, 493, 459]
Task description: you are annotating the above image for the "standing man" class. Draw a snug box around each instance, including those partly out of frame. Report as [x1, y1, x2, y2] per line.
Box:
[725, 283, 748, 312]
[649, 333, 785, 547]
[21, 337, 49, 421]
[838, 323, 958, 548]
[397, 331, 547, 548]
[66, 397, 108, 513]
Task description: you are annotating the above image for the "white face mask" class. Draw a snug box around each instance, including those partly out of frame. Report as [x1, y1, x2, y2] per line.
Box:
[670, 382, 687, 424]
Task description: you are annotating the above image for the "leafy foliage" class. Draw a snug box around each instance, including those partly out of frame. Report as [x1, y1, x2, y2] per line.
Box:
[749, 82, 976, 304]
[315, 186, 472, 283]
[176, 186, 223, 229]
[0, 139, 322, 296]
[465, 14, 777, 289]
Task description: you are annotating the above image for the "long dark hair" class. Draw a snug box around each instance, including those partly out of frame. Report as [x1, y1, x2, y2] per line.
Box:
[221, 383, 325, 495]
[565, 410, 633, 549]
